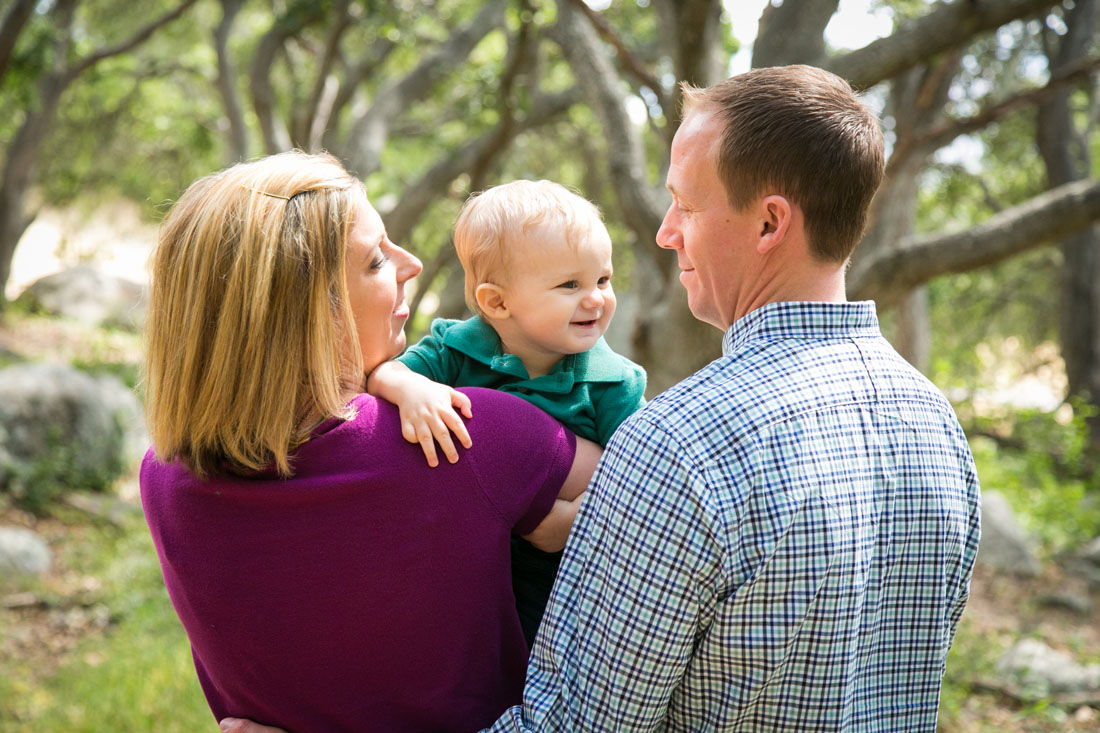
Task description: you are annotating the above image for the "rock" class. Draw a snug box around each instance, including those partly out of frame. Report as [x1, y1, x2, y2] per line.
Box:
[977, 489, 1041, 576]
[0, 344, 23, 364]
[1079, 535, 1100, 565]
[16, 265, 147, 331]
[0, 362, 146, 510]
[997, 638, 1100, 696]
[1036, 591, 1091, 615]
[0, 526, 51, 577]
[1066, 556, 1100, 589]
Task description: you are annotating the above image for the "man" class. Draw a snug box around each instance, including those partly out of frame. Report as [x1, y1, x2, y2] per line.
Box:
[222, 65, 980, 732]
[488, 64, 980, 731]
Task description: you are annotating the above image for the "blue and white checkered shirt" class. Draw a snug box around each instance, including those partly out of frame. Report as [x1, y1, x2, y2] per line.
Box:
[488, 300, 981, 732]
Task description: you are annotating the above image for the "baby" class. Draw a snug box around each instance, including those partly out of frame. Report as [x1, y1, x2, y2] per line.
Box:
[368, 180, 646, 646]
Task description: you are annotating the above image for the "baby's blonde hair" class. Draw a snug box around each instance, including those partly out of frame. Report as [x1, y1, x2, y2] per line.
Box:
[144, 151, 365, 479]
[453, 180, 604, 316]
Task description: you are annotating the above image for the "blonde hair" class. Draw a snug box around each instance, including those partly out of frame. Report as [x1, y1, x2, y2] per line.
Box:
[144, 151, 366, 479]
[453, 180, 604, 316]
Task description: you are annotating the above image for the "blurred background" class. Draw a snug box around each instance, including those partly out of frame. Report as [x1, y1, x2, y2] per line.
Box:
[1, 0, 1099, 730]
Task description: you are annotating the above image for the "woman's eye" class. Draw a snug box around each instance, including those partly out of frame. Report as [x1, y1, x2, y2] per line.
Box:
[369, 255, 388, 272]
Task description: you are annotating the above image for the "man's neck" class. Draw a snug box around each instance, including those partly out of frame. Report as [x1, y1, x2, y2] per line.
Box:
[729, 263, 848, 329]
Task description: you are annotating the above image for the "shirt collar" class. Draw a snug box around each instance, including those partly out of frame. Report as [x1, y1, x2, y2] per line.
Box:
[441, 315, 629, 383]
[721, 301, 880, 357]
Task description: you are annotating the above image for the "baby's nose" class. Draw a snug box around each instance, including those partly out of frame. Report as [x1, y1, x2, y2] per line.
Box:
[581, 289, 603, 309]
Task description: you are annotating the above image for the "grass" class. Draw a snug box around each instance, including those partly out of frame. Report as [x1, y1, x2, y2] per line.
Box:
[0, 508, 211, 732]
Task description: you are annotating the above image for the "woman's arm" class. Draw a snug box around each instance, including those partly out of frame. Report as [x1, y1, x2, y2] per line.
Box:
[520, 436, 601, 551]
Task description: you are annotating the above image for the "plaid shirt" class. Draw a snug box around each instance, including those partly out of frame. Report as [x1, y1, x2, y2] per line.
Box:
[488, 301, 980, 732]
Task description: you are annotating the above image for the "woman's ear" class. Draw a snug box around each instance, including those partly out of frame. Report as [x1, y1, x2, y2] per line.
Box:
[475, 283, 509, 320]
[757, 195, 793, 255]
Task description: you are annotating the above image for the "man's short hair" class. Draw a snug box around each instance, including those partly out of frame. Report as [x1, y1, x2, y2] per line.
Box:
[682, 65, 885, 262]
[453, 180, 605, 316]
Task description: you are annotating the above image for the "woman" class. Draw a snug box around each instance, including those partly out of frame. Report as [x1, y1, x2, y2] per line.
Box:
[141, 151, 599, 731]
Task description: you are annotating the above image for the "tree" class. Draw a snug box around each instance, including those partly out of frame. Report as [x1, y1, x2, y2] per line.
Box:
[4, 0, 1100, 423]
[546, 0, 1100, 399]
[0, 0, 199, 309]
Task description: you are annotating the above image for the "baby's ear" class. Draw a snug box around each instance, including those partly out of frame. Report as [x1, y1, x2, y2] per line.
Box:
[475, 283, 509, 320]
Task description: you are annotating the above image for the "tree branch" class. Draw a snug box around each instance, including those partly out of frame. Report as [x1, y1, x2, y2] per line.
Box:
[214, 0, 249, 162]
[752, 0, 838, 69]
[825, 0, 1060, 90]
[297, 0, 353, 149]
[0, 0, 35, 86]
[849, 178, 1100, 307]
[249, 2, 327, 154]
[65, 0, 201, 83]
[343, 0, 508, 177]
[562, 0, 674, 119]
[385, 89, 578, 245]
[889, 53, 1100, 177]
[325, 35, 397, 139]
[551, 0, 665, 250]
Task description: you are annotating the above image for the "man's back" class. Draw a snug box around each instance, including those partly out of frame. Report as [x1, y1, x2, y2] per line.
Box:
[520, 301, 980, 732]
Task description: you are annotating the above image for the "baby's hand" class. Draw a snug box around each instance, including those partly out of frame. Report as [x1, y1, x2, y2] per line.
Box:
[397, 382, 473, 467]
[366, 361, 474, 467]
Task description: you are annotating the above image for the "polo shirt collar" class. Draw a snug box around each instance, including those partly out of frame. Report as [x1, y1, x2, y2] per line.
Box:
[441, 316, 630, 383]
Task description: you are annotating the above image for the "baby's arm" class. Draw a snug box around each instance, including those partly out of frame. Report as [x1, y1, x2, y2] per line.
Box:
[521, 436, 601, 552]
[367, 360, 473, 467]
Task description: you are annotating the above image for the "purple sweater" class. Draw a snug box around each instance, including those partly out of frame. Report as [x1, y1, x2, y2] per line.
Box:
[141, 388, 575, 732]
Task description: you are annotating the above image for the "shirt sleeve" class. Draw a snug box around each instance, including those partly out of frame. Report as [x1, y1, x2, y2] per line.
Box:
[461, 387, 577, 536]
[592, 362, 647, 445]
[396, 318, 463, 384]
[486, 413, 723, 731]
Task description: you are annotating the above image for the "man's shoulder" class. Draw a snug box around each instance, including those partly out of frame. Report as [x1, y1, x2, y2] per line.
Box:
[628, 357, 758, 455]
[633, 332, 955, 454]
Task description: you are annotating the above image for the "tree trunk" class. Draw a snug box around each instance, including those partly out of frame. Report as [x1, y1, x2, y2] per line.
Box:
[0, 85, 64, 307]
[214, 0, 249, 163]
[1036, 0, 1100, 443]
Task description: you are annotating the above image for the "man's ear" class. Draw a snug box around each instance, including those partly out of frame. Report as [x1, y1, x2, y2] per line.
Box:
[757, 195, 793, 255]
[475, 283, 509, 320]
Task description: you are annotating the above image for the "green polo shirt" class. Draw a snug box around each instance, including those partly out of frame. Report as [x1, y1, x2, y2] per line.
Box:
[397, 316, 646, 445]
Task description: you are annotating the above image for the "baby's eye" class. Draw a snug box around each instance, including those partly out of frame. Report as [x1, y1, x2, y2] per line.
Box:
[558, 280, 578, 289]
[598, 276, 612, 286]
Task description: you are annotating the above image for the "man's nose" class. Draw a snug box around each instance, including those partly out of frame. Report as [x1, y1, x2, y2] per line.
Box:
[656, 204, 680, 250]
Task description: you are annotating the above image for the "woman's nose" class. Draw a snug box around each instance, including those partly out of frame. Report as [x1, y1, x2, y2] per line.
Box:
[392, 244, 422, 281]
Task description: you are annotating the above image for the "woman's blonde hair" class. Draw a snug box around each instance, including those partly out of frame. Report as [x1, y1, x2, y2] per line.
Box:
[144, 151, 365, 478]
[453, 180, 604, 317]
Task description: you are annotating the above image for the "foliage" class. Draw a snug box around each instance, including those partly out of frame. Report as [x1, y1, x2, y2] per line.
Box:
[5, 420, 126, 515]
[939, 617, 1004, 727]
[966, 400, 1100, 556]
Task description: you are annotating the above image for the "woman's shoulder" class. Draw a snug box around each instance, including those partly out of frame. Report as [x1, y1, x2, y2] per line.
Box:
[458, 387, 562, 434]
